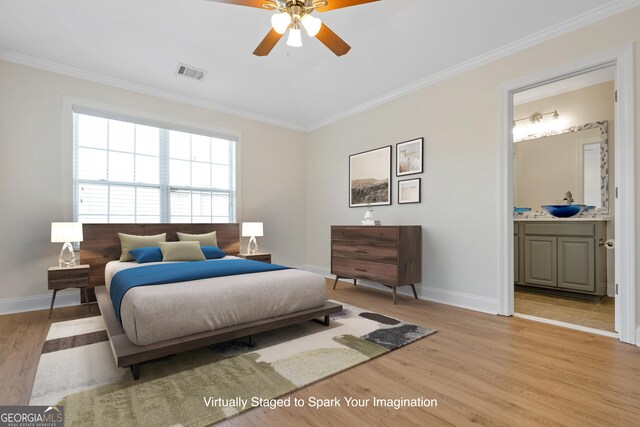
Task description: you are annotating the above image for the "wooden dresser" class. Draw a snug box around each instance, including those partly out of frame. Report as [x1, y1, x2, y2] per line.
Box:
[331, 226, 422, 304]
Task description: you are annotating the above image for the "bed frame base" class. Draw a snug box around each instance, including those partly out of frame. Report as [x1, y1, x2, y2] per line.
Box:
[95, 286, 342, 380]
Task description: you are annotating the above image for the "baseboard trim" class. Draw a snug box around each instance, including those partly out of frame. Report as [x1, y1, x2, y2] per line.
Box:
[298, 264, 499, 315]
[0, 290, 80, 315]
[636, 326, 640, 347]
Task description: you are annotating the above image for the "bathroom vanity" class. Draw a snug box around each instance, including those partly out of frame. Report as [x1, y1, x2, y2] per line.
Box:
[514, 219, 607, 300]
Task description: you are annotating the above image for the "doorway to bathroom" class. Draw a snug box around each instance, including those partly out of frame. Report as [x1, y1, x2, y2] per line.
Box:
[512, 69, 616, 334]
[498, 45, 636, 344]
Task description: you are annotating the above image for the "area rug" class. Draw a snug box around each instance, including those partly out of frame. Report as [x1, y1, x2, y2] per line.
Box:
[31, 302, 436, 426]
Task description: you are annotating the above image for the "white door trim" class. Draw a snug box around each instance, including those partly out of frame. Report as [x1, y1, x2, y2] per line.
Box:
[497, 44, 636, 345]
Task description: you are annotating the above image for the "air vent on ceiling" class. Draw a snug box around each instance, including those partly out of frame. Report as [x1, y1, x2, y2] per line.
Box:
[176, 64, 207, 81]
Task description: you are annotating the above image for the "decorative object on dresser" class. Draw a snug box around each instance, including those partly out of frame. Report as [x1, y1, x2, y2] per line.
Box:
[396, 137, 424, 176]
[242, 222, 264, 255]
[361, 205, 380, 226]
[48, 265, 91, 318]
[331, 225, 422, 304]
[51, 222, 83, 267]
[349, 145, 392, 207]
[398, 178, 421, 204]
[238, 252, 272, 263]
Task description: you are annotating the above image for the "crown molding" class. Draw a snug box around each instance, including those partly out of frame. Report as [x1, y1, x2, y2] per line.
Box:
[0, 50, 307, 132]
[307, 0, 640, 131]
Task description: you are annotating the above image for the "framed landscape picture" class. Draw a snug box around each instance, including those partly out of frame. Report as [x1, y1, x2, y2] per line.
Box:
[398, 178, 421, 204]
[396, 137, 423, 176]
[349, 145, 392, 207]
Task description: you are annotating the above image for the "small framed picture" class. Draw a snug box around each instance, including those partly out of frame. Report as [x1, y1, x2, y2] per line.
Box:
[396, 137, 423, 176]
[398, 178, 421, 204]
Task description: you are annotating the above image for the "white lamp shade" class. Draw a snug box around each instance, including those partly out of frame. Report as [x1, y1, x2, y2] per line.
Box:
[286, 27, 303, 47]
[271, 12, 292, 35]
[242, 222, 264, 237]
[301, 14, 322, 37]
[51, 222, 83, 243]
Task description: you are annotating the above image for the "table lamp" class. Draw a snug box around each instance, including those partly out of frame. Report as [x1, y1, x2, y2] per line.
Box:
[51, 222, 83, 267]
[242, 222, 263, 255]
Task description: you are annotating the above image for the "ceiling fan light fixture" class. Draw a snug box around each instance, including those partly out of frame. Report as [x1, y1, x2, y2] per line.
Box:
[271, 12, 292, 35]
[301, 14, 322, 37]
[286, 27, 303, 47]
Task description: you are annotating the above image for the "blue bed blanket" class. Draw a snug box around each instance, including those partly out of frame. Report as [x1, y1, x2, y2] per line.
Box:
[110, 259, 291, 322]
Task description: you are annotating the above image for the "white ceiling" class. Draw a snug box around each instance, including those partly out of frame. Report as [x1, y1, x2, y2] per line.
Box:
[0, 0, 635, 130]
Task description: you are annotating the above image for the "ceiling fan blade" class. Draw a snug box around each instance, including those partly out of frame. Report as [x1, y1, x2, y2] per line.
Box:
[315, 23, 351, 56]
[204, 0, 275, 9]
[253, 29, 284, 56]
[315, 0, 381, 12]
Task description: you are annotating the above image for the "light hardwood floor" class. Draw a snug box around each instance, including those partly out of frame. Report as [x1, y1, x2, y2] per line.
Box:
[2, 281, 640, 426]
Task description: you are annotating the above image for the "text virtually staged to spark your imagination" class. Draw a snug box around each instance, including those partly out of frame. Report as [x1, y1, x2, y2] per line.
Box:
[203, 395, 439, 411]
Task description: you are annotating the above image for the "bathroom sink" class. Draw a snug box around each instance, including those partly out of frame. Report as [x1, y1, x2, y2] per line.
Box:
[541, 204, 586, 218]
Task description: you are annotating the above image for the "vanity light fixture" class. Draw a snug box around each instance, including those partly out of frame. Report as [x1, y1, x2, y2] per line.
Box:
[513, 110, 560, 127]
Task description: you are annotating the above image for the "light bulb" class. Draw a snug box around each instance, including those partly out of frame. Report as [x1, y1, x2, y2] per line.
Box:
[301, 14, 322, 37]
[286, 27, 302, 47]
[271, 12, 292, 35]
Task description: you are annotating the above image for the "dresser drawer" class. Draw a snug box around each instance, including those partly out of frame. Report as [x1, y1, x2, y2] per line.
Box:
[332, 257, 398, 285]
[332, 227, 398, 243]
[332, 241, 398, 263]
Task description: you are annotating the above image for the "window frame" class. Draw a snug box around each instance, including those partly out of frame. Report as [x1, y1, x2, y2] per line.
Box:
[72, 106, 237, 224]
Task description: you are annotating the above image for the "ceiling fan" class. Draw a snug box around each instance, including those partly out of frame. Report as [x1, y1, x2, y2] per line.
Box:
[206, 0, 381, 56]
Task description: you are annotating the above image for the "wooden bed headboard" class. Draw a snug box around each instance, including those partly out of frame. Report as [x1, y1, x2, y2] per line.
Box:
[80, 223, 240, 288]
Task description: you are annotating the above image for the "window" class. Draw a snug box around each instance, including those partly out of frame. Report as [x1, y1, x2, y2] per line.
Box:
[73, 109, 236, 224]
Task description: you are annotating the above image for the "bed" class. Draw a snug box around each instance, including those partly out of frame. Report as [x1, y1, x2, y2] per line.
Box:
[81, 223, 342, 379]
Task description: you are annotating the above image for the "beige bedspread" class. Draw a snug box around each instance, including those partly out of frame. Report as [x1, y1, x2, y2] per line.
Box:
[105, 257, 327, 345]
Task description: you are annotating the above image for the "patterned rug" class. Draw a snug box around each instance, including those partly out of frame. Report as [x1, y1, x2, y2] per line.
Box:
[31, 302, 436, 426]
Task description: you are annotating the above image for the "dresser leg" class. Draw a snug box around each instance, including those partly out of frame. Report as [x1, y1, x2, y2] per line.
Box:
[333, 276, 340, 290]
[353, 278, 357, 286]
[82, 288, 91, 313]
[410, 284, 418, 299]
[48, 290, 57, 319]
[392, 287, 397, 305]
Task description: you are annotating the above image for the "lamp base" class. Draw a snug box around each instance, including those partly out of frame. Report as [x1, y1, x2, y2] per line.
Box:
[247, 236, 259, 255]
[59, 242, 77, 268]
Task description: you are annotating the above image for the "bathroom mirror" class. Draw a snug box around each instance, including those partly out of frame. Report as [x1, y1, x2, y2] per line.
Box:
[513, 121, 608, 213]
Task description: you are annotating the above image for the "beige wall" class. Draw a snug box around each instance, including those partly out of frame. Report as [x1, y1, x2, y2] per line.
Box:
[306, 7, 640, 324]
[0, 60, 308, 308]
[514, 81, 615, 131]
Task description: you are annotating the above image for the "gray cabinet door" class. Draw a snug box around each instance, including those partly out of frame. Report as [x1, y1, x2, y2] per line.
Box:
[558, 237, 595, 292]
[524, 236, 557, 287]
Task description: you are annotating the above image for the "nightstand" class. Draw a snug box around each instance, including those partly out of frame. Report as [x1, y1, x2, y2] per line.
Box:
[48, 264, 91, 318]
[238, 253, 272, 263]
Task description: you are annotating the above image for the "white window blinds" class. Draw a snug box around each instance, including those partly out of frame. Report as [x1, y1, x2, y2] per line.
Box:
[73, 109, 237, 224]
